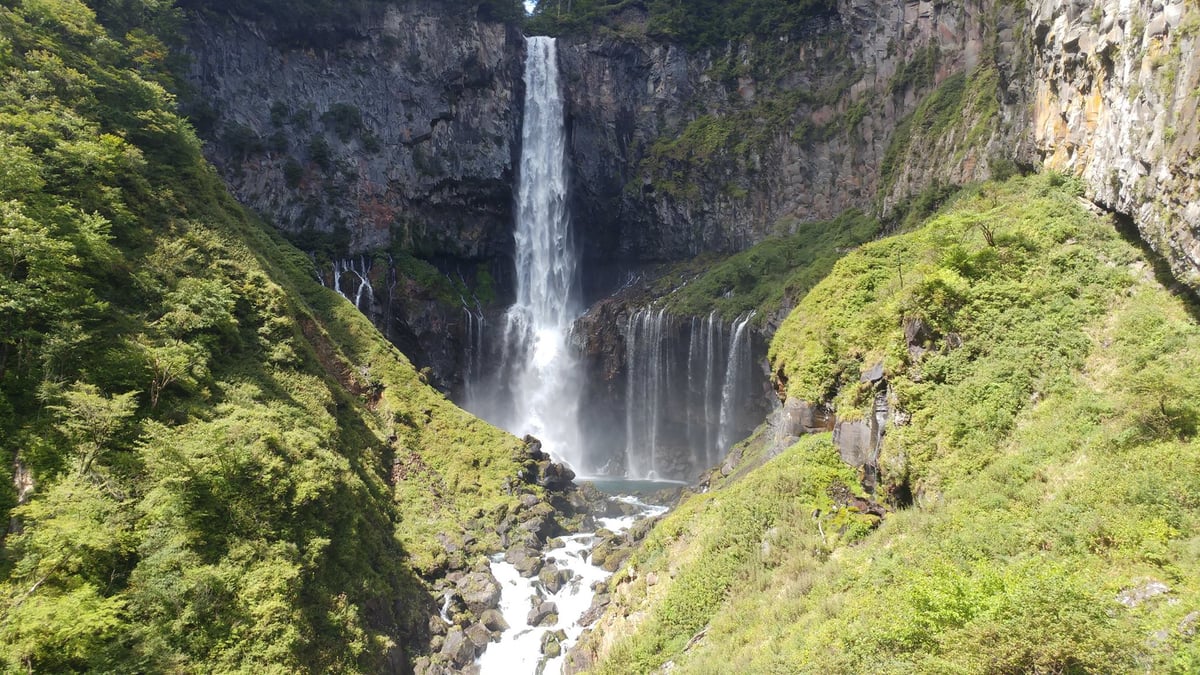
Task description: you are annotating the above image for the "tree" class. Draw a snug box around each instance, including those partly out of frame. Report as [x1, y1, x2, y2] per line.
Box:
[45, 381, 139, 476]
[133, 335, 207, 408]
[0, 476, 132, 672]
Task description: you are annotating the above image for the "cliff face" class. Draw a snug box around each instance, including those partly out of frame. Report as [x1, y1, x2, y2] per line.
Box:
[1023, 0, 1200, 285]
[184, 3, 525, 389]
[558, 0, 1007, 267]
[185, 2, 523, 260]
[183, 0, 1200, 395]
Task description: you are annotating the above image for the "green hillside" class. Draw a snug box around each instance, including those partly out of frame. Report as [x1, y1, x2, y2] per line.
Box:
[577, 174, 1200, 673]
[0, 0, 525, 670]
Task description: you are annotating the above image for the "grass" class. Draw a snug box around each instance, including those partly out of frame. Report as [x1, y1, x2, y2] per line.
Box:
[647, 210, 880, 324]
[581, 173, 1200, 673]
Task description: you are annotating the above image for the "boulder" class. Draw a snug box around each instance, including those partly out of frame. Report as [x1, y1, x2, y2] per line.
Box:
[541, 628, 567, 657]
[505, 546, 544, 577]
[523, 435, 548, 460]
[859, 361, 884, 383]
[465, 622, 493, 649]
[519, 514, 561, 543]
[455, 571, 501, 613]
[778, 398, 836, 436]
[439, 628, 476, 668]
[833, 419, 875, 468]
[527, 600, 558, 627]
[538, 460, 576, 491]
[538, 563, 573, 595]
[480, 608, 510, 633]
[600, 548, 628, 573]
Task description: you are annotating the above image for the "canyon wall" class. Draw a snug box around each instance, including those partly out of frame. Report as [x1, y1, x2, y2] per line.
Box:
[558, 0, 1007, 265]
[1023, 0, 1200, 285]
[185, 2, 523, 261]
[183, 0, 1200, 397]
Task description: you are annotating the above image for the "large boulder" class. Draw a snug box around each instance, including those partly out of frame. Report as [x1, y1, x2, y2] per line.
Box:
[505, 546, 544, 577]
[537, 459, 577, 491]
[465, 622, 493, 649]
[440, 628, 477, 668]
[541, 628, 568, 657]
[455, 570, 501, 614]
[480, 608, 510, 633]
[538, 563, 573, 595]
[527, 600, 558, 627]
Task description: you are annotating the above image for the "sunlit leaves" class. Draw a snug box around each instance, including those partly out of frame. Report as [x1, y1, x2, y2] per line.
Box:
[0, 476, 133, 671]
[156, 277, 237, 338]
[0, 584, 128, 671]
[45, 380, 138, 475]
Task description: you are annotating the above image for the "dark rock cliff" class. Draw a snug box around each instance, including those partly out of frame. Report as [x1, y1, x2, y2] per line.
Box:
[183, 0, 1200, 397]
[183, 2, 525, 389]
[557, 0, 998, 266]
[184, 3, 524, 261]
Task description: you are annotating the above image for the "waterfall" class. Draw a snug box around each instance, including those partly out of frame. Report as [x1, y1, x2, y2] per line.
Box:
[463, 307, 485, 405]
[684, 310, 726, 470]
[621, 308, 762, 480]
[330, 256, 375, 319]
[624, 308, 671, 478]
[717, 312, 754, 454]
[466, 37, 583, 468]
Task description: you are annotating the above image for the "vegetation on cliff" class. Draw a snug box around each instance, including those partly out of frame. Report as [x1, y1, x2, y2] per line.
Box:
[0, 0, 526, 671]
[176, 0, 524, 45]
[647, 210, 878, 324]
[528, 0, 835, 48]
[577, 174, 1200, 673]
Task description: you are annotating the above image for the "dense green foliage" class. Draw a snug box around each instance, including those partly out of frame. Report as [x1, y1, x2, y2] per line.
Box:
[586, 175, 1200, 672]
[528, 0, 835, 48]
[0, 0, 524, 670]
[650, 210, 878, 323]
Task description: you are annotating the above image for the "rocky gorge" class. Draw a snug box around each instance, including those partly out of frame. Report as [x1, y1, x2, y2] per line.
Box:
[8, 0, 1200, 671]
[179, 0, 1200, 668]
[184, 0, 1200, 443]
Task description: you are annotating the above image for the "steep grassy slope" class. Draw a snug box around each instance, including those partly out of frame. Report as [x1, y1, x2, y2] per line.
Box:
[0, 1, 524, 671]
[574, 174, 1200, 673]
[647, 210, 879, 325]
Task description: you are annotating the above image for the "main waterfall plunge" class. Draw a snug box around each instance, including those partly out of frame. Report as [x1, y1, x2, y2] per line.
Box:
[464, 36, 585, 469]
[458, 37, 764, 481]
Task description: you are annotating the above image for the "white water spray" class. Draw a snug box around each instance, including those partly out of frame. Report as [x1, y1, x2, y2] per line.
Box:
[470, 36, 583, 468]
[717, 312, 754, 453]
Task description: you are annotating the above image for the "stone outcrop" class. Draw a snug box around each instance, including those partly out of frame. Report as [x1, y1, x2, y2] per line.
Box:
[1019, 0, 1200, 286]
[184, 3, 523, 260]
